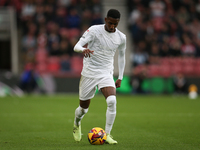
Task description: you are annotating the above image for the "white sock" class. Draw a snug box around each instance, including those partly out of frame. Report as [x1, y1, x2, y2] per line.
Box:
[74, 106, 88, 126]
[105, 95, 116, 134]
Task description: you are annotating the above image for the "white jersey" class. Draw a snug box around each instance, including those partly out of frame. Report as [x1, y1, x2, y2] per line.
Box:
[74, 24, 126, 79]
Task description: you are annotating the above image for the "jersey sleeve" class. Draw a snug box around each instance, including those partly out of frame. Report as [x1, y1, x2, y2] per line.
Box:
[74, 27, 95, 53]
[118, 35, 126, 80]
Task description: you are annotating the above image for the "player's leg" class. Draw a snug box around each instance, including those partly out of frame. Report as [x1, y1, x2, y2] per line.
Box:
[98, 77, 116, 134]
[73, 99, 90, 141]
[101, 87, 118, 144]
[101, 87, 116, 131]
[73, 76, 97, 142]
[74, 99, 90, 127]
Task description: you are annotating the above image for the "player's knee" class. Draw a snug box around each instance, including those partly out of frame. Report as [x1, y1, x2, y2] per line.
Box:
[106, 95, 116, 106]
[106, 95, 116, 112]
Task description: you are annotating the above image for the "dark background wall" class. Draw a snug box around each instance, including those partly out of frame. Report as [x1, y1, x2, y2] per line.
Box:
[0, 73, 200, 94]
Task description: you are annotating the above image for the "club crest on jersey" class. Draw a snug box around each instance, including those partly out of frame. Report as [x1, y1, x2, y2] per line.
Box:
[82, 29, 89, 38]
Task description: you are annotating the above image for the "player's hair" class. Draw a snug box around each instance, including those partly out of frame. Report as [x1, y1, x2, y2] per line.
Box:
[107, 9, 120, 19]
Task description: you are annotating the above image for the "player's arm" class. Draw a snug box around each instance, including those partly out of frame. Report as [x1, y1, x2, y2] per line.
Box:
[116, 37, 126, 88]
[74, 40, 94, 58]
[74, 28, 94, 58]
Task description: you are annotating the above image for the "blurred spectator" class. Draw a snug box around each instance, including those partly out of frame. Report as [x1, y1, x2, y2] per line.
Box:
[35, 0, 45, 6]
[57, 0, 71, 7]
[196, 0, 200, 17]
[24, 47, 36, 63]
[22, 22, 37, 51]
[17, 0, 103, 77]
[189, 4, 198, 19]
[47, 22, 61, 49]
[67, 0, 78, 11]
[34, 5, 46, 27]
[53, 6, 67, 28]
[158, 24, 170, 41]
[44, 4, 55, 22]
[65, 8, 81, 29]
[60, 54, 71, 72]
[81, 9, 93, 27]
[146, 20, 154, 36]
[60, 40, 73, 56]
[77, 0, 92, 13]
[49, 41, 61, 56]
[173, 73, 187, 94]
[37, 25, 48, 48]
[149, 0, 165, 18]
[194, 39, 200, 57]
[169, 36, 182, 57]
[181, 34, 196, 57]
[91, 12, 103, 25]
[160, 43, 170, 57]
[128, 4, 143, 26]
[130, 65, 148, 94]
[130, 17, 146, 43]
[130, 41, 149, 67]
[175, 6, 190, 24]
[127, 0, 200, 79]
[180, 0, 194, 12]
[149, 43, 160, 64]
[21, 0, 36, 22]
[19, 63, 40, 93]
[92, 0, 102, 14]
[188, 18, 200, 41]
[70, 37, 79, 49]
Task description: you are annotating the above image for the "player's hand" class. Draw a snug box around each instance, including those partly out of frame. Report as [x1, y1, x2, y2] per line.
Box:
[115, 79, 122, 88]
[83, 49, 94, 58]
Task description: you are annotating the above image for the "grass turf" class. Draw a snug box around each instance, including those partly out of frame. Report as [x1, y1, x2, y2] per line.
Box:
[0, 94, 200, 150]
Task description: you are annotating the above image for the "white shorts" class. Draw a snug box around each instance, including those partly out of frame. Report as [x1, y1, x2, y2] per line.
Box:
[79, 75, 116, 100]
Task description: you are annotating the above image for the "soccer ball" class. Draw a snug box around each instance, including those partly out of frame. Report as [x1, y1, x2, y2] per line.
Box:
[88, 127, 107, 145]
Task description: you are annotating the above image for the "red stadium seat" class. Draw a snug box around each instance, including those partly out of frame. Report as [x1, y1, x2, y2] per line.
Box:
[193, 65, 200, 76]
[182, 57, 195, 66]
[69, 28, 80, 39]
[171, 63, 183, 75]
[59, 28, 70, 39]
[59, 28, 81, 40]
[148, 65, 160, 77]
[71, 55, 83, 73]
[35, 48, 48, 63]
[47, 56, 60, 73]
[159, 64, 172, 78]
[182, 64, 195, 76]
[169, 57, 182, 66]
[195, 58, 200, 66]
[160, 57, 171, 65]
[35, 62, 48, 74]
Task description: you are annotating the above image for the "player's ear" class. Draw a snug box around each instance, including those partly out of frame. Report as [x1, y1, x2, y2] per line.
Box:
[104, 17, 107, 22]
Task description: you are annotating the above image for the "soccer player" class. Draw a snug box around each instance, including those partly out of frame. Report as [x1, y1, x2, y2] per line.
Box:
[73, 9, 126, 144]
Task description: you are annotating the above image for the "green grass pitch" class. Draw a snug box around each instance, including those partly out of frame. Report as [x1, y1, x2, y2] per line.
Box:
[0, 94, 200, 150]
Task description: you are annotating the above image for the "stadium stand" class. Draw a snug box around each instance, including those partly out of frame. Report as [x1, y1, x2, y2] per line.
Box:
[127, 0, 200, 78]
[0, 0, 103, 77]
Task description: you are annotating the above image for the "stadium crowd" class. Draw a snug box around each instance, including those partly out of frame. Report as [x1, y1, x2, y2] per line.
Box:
[0, 0, 103, 76]
[127, 0, 200, 78]
[1, 0, 200, 79]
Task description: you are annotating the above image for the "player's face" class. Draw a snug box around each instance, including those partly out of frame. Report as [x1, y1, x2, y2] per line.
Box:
[104, 17, 119, 33]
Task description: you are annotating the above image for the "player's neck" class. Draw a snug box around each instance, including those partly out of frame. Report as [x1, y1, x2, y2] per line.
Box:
[104, 25, 116, 33]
